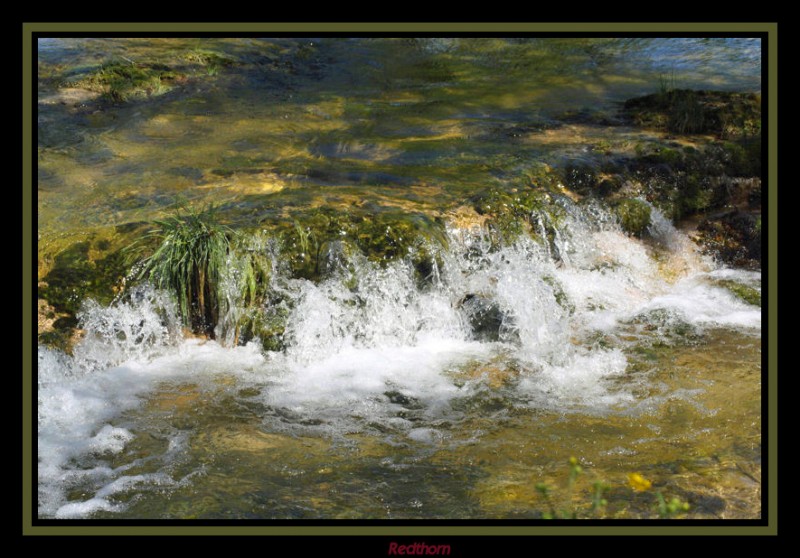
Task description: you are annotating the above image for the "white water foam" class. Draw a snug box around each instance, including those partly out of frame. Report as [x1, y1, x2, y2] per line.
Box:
[36, 201, 761, 517]
[639, 276, 761, 329]
[37, 286, 265, 518]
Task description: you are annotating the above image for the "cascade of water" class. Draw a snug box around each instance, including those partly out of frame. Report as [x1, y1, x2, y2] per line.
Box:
[36, 198, 761, 518]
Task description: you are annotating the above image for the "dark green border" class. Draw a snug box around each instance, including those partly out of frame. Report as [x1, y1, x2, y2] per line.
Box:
[23, 22, 777, 537]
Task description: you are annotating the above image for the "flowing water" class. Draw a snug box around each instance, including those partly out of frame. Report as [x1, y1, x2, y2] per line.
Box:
[36, 37, 762, 520]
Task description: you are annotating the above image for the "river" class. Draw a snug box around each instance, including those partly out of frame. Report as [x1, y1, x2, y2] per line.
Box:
[36, 37, 762, 520]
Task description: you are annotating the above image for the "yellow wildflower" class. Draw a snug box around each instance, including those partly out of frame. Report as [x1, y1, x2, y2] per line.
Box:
[627, 473, 652, 492]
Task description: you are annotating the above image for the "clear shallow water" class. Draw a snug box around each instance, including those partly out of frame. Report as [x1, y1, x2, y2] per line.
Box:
[36, 37, 762, 519]
[37, 38, 761, 250]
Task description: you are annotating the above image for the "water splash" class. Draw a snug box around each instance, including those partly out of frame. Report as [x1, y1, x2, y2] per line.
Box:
[73, 285, 182, 373]
[36, 199, 761, 518]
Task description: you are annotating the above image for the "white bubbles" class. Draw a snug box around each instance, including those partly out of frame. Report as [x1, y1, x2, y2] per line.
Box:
[54, 498, 122, 519]
[38, 345, 77, 387]
[73, 284, 182, 373]
[87, 425, 134, 454]
[37, 301, 264, 519]
[281, 258, 466, 364]
[256, 201, 760, 435]
[37, 341, 258, 518]
[52, 472, 184, 519]
[640, 277, 761, 329]
[518, 348, 632, 410]
[36, 198, 761, 518]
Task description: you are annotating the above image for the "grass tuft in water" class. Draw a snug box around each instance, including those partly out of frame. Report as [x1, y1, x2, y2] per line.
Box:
[134, 204, 231, 335]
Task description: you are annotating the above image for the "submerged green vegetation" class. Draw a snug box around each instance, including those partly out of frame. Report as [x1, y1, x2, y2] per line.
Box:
[68, 60, 182, 102]
[716, 279, 761, 307]
[612, 198, 652, 237]
[530, 458, 692, 520]
[624, 88, 761, 138]
[57, 45, 238, 103]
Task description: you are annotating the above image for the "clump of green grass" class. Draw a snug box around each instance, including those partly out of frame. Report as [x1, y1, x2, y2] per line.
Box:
[216, 232, 276, 347]
[135, 204, 231, 335]
[658, 70, 678, 96]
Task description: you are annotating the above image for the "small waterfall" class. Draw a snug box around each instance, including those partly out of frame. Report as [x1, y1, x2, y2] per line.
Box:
[36, 197, 761, 518]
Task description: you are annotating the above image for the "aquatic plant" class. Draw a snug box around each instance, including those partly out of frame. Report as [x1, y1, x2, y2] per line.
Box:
[534, 458, 690, 519]
[215, 233, 276, 347]
[715, 279, 761, 307]
[535, 456, 585, 519]
[624, 89, 760, 138]
[471, 188, 562, 247]
[72, 60, 180, 102]
[135, 204, 231, 335]
[658, 70, 678, 96]
[184, 48, 234, 76]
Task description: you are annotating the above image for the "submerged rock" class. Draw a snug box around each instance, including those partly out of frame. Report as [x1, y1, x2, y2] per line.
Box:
[38, 237, 129, 352]
[459, 294, 507, 343]
[623, 89, 761, 138]
[714, 279, 761, 307]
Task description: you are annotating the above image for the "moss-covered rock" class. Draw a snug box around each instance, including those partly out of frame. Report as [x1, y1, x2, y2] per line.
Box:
[613, 198, 652, 237]
[69, 61, 183, 102]
[183, 49, 235, 74]
[562, 163, 598, 195]
[624, 90, 761, 138]
[39, 240, 128, 317]
[695, 211, 761, 269]
[616, 135, 761, 221]
[37, 297, 83, 353]
[715, 280, 761, 307]
[470, 188, 561, 246]
[38, 238, 129, 352]
[234, 302, 290, 352]
[275, 207, 447, 283]
[518, 162, 564, 192]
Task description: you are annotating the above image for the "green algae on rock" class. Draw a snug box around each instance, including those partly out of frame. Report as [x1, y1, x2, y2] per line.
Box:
[613, 198, 652, 237]
[623, 89, 761, 138]
[68, 60, 183, 102]
[715, 279, 761, 307]
[471, 188, 564, 247]
[695, 211, 762, 269]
